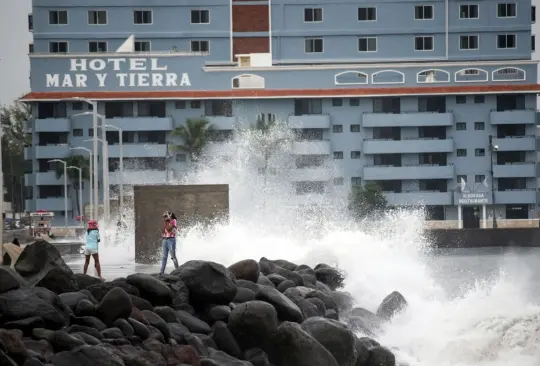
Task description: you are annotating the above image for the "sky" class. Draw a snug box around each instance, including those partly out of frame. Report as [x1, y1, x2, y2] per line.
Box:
[0, 0, 32, 107]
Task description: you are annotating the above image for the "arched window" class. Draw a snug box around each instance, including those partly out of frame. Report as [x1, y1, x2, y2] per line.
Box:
[231, 74, 265, 89]
[417, 69, 450, 83]
[334, 71, 369, 85]
[454, 68, 488, 82]
[371, 70, 405, 84]
[492, 67, 526, 82]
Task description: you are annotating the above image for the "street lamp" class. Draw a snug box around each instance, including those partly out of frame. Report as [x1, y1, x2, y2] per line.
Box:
[70, 147, 92, 220]
[48, 159, 68, 228]
[67, 166, 82, 227]
[102, 124, 124, 218]
[63, 98, 99, 222]
[489, 135, 499, 229]
[84, 138, 109, 221]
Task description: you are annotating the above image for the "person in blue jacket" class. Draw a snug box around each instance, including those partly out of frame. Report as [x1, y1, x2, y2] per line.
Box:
[84, 220, 103, 280]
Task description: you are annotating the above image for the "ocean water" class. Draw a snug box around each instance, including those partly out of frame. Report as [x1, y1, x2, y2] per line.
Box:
[70, 124, 540, 366]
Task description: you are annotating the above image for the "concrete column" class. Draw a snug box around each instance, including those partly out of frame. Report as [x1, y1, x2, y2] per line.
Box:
[458, 205, 462, 229]
[482, 204, 487, 228]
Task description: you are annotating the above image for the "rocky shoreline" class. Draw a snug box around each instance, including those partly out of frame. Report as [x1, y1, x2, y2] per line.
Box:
[0, 241, 408, 366]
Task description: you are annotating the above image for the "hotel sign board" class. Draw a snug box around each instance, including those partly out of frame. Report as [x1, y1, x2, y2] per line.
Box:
[45, 58, 191, 88]
[457, 192, 489, 205]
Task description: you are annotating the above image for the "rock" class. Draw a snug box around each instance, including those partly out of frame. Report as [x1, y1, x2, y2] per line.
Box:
[71, 332, 101, 345]
[305, 290, 338, 312]
[66, 324, 103, 340]
[112, 318, 134, 337]
[95, 287, 133, 326]
[129, 295, 153, 311]
[74, 299, 95, 317]
[315, 281, 332, 294]
[227, 301, 278, 350]
[0, 288, 70, 329]
[301, 317, 357, 366]
[70, 316, 107, 331]
[146, 324, 165, 342]
[236, 280, 260, 293]
[44, 330, 85, 352]
[347, 308, 382, 335]
[127, 318, 150, 340]
[153, 306, 178, 323]
[245, 347, 273, 366]
[202, 348, 252, 365]
[277, 280, 296, 293]
[14, 241, 78, 294]
[314, 267, 345, 291]
[141, 310, 171, 341]
[176, 310, 212, 334]
[306, 297, 327, 316]
[74, 273, 102, 289]
[86, 279, 140, 301]
[207, 305, 231, 322]
[101, 327, 124, 339]
[354, 337, 372, 366]
[22, 339, 54, 360]
[58, 292, 88, 310]
[156, 274, 190, 308]
[366, 346, 396, 366]
[171, 260, 237, 306]
[331, 291, 355, 314]
[376, 291, 408, 321]
[267, 322, 339, 366]
[256, 286, 303, 323]
[126, 273, 173, 306]
[0, 329, 29, 364]
[269, 259, 299, 272]
[78, 289, 98, 304]
[0, 267, 22, 294]
[48, 344, 125, 365]
[3, 317, 45, 335]
[257, 275, 275, 288]
[233, 287, 257, 303]
[228, 259, 260, 283]
[0, 350, 16, 366]
[267, 273, 287, 286]
[211, 321, 242, 358]
[168, 322, 190, 343]
[171, 344, 201, 365]
[325, 309, 339, 320]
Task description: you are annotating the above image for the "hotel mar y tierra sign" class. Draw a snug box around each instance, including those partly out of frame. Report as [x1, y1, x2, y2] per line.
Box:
[45, 58, 191, 88]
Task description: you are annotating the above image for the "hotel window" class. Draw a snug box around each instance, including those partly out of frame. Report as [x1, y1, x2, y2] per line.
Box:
[460, 35, 478, 50]
[133, 10, 152, 24]
[474, 95, 485, 104]
[456, 122, 466, 130]
[351, 177, 362, 186]
[49, 10, 68, 25]
[415, 5, 433, 20]
[305, 38, 323, 53]
[457, 149, 467, 157]
[497, 34, 516, 49]
[190, 101, 201, 109]
[134, 41, 151, 52]
[460, 4, 479, 19]
[304, 8, 322, 22]
[415, 36, 433, 51]
[475, 175, 485, 183]
[88, 41, 107, 53]
[333, 151, 344, 159]
[475, 148, 485, 156]
[358, 7, 376, 21]
[457, 175, 467, 184]
[358, 37, 377, 52]
[351, 151, 361, 159]
[532, 35, 536, 51]
[533, 6, 536, 22]
[474, 122, 485, 130]
[191, 9, 210, 24]
[350, 124, 360, 132]
[88, 10, 107, 25]
[49, 41, 68, 53]
[28, 43, 34, 54]
[333, 178, 344, 186]
[333, 125, 343, 133]
[456, 95, 466, 104]
[350, 98, 360, 106]
[175, 101, 186, 109]
[28, 14, 33, 31]
[73, 129, 83, 137]
[191, 40, 209, 53]
[497, 3, 516, 18]
[332, 98, 342, 106]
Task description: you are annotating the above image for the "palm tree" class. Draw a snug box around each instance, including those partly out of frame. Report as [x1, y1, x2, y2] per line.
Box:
[55, 155, 90, 217]
[169, 118, 213, 162]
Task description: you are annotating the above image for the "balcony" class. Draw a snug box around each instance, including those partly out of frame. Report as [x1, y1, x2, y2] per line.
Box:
[109, 170, 167, 185]
[363, 138, 453, 154]
[291, 167, 331, 181]
[202, 142, 238, 156]
[24, 199, 36, 212]
[107, 116, 173, 131]
[362, 112, 454, 127]
[107, 143, 167, 158]
[490, 109, 536, 125]
[34, 118, 70, 132]
[35, 144, 70, 159]
[494, 190, 536, 204]
[24, 147, 32, 160]
[35, 198, 73, 212]
[493, 163, 536, 178]
[288, 114, 331, 129]
[25, 171, 62, 186]
[363, 164, 454, 180]
[493, 136, 535, 151]
[205, 116, 238, 130]
[292, 140, 331, 155]
[384, 191, 453, 206]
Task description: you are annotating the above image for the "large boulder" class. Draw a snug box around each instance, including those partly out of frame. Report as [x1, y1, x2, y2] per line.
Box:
[48, 345, 125, 365]
[95, 287, 133, 326]
[255, 286, 303, 323]
[267, 322, 339, 366]
[228, 259, 260, 283]
[0, 287, 70, 329]
[376, 291, 408, 321]
[14, 241, 78, 294]
[301, 317, 357, 366]
[171, 260, 237, 305]
[227, 301, 278, 350]
[0, 267, 24, 294]
[126, 273, 173, 306]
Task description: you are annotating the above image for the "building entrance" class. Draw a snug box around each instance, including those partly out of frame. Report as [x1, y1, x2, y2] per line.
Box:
[462, 206, 480, 229]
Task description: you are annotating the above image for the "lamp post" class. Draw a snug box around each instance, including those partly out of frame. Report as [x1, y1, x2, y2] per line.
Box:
[67, 166, 82, 227]
[65, 98, 99, 220]
[489, 135, 499, 228]
[0, 124, 4, 255]
[48, 159, 68, 228]
[70, 147, 92, 220]
[103, 124, 123, 218]
[84, 138, 109, 221]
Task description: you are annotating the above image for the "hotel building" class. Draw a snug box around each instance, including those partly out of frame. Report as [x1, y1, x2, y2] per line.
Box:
[22, 0, 540, 226]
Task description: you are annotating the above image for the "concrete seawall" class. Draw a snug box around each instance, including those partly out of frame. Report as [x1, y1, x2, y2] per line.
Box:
[426, 228, 540, 248]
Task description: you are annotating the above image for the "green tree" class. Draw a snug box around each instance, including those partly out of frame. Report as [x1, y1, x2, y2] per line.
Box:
[348, 182, 388, 220]
[0, 102, 32, 213]
[169, 118, 213, 162]
[55, 155, 90, 217]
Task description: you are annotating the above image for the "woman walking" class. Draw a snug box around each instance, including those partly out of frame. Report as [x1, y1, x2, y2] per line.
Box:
[160, 211, 179, 275]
